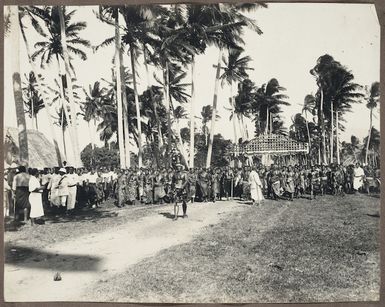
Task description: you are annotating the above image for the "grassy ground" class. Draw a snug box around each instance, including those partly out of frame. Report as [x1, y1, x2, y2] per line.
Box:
[4, 201, 164, 260]
[84, 193, 380, 303]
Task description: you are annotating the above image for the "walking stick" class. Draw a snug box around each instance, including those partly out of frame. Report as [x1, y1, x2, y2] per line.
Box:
[231, 178, 233, 199]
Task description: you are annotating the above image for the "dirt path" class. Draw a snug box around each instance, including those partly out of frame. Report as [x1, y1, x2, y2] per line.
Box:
[5, 201, 246, 302]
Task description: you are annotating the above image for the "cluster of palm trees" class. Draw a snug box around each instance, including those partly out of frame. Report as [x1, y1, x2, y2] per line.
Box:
[6, 3, 269, 168]
[289, 57, 380, 166]
[5, 5, 379, 169]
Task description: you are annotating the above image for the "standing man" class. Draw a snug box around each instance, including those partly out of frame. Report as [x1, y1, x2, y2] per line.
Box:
[353, 162, 365, 193]
[172, 164, 188, 220]
[249, 165, 264, 206]
[57, 168, 69, 213]
[12, 165, 30, 222]
[66, 167, 78, 213]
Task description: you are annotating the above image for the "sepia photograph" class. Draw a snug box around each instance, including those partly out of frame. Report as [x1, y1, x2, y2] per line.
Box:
[3, 1, 381, 303]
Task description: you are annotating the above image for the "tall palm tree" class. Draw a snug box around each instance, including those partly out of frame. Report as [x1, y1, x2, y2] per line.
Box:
[147, 7, 198, 168]
[31, 6, 90, 166]
[97, 6, 127, 168]
[22, 71, 45, 130]
[206, 3, 266, 168]
[17, 6, 63, 165]
[54, 104, 69, 159]
[233, 78, 255, 141]
[7, 6, 29, 164]
[80, 81, 109, 149]
[220, 48, 252, 143]
[303, 94, 316, 150]
[365, 81, 380, 165]
[254, 78, 289, 134]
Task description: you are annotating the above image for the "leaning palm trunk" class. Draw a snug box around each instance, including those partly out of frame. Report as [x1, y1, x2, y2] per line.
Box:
[9, 6, 28, 164]
[19, 11, 62, 165]
[130, 47, 142, 168]
[336, 110, 340, 164]
[304, 111, 312, 151]
[143, 45, 161, 167]
[59, 6, 80, 166]
[61, 110, 67, 160]
[330, 100, 334, 163]
[189, 58, 196, 168]
[114, 12, 126, 169]
[206, 48, 223, 168]
[119, 45, 130, 168]
[365, 108, 373, 165]
[163, 62, 172, 168]
[56, 55, 78, 164]
[229, 81, 237, 144]
[319, 87, 326, 164]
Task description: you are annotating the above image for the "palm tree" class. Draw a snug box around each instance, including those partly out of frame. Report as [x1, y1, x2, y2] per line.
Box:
[98, 5, 167, 168]
[147, 7, 198, 168]
[254, 78, 289, 135]
[364, 82, 380, 165]
[22, 72, 45, 130]
[17, 6, 63, 165]
[80, 81, 109, 149]
[97, 6, 127, 168]
[220, 48, 252, 143]
[303, 94, 316, 150]
[233, 78, 255, 141]
[363, 127, 380, 167]
[31, 6, 90, 166]
[206, 3, 266, 168]
[172, 105, 189, 167]
[7, 6, 29, 164]
[53, 104, 69, 160]
[322, 63, 363, 164]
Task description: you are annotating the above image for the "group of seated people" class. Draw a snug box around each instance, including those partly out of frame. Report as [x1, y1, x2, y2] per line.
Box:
[3, 160, 379, 225]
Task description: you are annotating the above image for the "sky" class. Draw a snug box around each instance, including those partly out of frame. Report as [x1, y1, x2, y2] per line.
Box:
[4, 3, 381, 164]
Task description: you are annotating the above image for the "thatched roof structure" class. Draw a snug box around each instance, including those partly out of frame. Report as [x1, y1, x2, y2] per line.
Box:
[4, 127, 62, 168]
[230, 134, 309, 155]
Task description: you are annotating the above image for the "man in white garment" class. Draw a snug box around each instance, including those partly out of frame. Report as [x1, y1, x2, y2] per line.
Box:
[353, 163, 365, 192]
[66, 167, 79, 213]
[248, 165, 264, 206]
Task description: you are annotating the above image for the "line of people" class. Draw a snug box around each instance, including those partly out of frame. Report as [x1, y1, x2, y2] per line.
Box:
[4, 160, 380, 225]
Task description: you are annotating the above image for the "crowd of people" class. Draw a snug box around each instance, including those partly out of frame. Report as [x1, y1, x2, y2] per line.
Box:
[4, 160, 380, 225]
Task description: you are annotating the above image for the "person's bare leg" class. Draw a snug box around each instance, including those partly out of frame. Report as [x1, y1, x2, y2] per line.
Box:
[173, 203, 179, 220]
[23, 208, 28, 222]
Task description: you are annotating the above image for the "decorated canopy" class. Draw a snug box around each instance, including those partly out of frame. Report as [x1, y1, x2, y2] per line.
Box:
[230, 134, 309, 156]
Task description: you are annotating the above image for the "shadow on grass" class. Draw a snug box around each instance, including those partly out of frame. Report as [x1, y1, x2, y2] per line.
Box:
[5, 244, 102, 271]
[159, 212, 184, 219]
[4, 207, 119, 232]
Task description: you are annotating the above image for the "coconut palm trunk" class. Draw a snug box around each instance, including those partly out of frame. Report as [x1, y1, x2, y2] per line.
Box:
[330, 100, 334, 163]
[189, 58, 196, 168]
[9, 6, 28, 164]
[61, 109, 68, 159]
[114, 11, 126, 169]
[56, 54, 77, 163]
[365, 108, 373, 165]
[319, 87, 326, 164]
[119, 46, 131, 168]
[18, 10, 62, 165]
[129, 47, 142, 168]
[229, 80, 237, 144]
[336, 110, 340, 164]
[59, 6, 81, 166]
[163, 62, 172, 168]
[143, 45, 161, 166]
[206, 48, 223, 168]
[304, 111, 312, 150]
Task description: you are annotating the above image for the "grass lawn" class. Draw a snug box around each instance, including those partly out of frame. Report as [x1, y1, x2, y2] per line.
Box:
[4, 201, 163, 259]
[85, 193, 380, 303]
